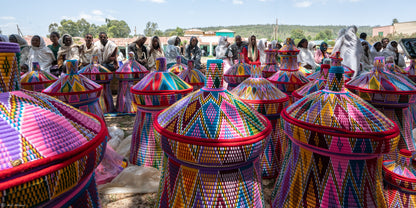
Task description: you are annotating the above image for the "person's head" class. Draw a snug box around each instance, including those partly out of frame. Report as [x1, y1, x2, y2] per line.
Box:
[308, 41, 316, 51]
[135, 35, 147, 46]
[297, 38, 308, 49]
[361, 41, 369, 51]
[152, 36, 160, 49]
[99, 32, 108, 45]
[175, 37, 181, 46]
[63, 35, 72, 46]
[374, 41, 382, 52]
[276, 43, 282, 50]
[320, 42, 328, 52]
[31, 35, 41, 47]
[382, 38, 389, 48]
[84, 33, 93, 45]
[360, 32, 367, 40]
[235, 35, 242, 46]
[391, 40, 398, 48]
[190, 36, 198, 47]
[50, 32, 60, 44]
[249, 35, 256, 46]
[8, 35, 17, 43]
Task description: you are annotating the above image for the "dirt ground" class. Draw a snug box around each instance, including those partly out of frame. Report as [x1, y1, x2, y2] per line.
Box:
[101, 114, 276, 208]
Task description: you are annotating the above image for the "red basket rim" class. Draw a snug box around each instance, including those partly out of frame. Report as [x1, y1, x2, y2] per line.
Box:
[130, 87, 193, 95]
[42, 85, 102, 96]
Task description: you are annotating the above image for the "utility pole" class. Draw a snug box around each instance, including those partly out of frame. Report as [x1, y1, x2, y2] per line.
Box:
[274, 18, 278, 41]
[17, 24, 23, 37]
[134, 27, 137, 36]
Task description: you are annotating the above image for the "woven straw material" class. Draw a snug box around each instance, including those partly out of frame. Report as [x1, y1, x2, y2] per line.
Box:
[0, 43, 20, 92]
[168, 56, 187, 75]
[0, 91, 108, 207]
[383, 149, 416, 207]
[20, 62, 57, 92]
[57, 173, 100, 208]
[43, 60, 104, 119]
[130, 57, 193, 168]
[178, 60, 206, 91]
[154, 59, 271, 207]
[293, 64, 331, 102]
[267, 38, 309, 100]
[271, 65, 400, 208]
[406, 59, 416, 83]
[262, 49, 279, 78]
[224, 54, 251, 90]
[231, 66, 289, 178]
[331, 51, 354, 77]
[298, 65, 312, 77]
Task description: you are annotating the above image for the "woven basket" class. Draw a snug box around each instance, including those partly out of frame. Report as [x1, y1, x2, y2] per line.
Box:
[43, 59, 104, 120]
[331, 51, 354, 78]
[292, 64, 331, 102]
[168, 56, 187, 75]
[130, 57, 193, 168]
[383, 149, 416, 208]
[20, 62, 57, 92]
[231, 66, 289, 178]
[271, 65, 400, 208]
[406, 59, 416, 83]
[224, 53, 251, 90]
[79, 54, 114, 113]
[115, 52, 149, 114]
[154, 59, 272, 207]
[262, 48, 279, 78]
[345, 57, 416, 160]
[178, 60, 206, 91]
[0, 43, 20, 92]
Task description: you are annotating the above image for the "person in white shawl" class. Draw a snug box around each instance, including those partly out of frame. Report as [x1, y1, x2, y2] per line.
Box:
[215, 36, 233, 70]
[9, 34, 30, 72]
[370, 41, 383, 61]
[57, 34, 80, 69]
[94, 32, 118, 71]
[79, 33, 96, 67]
[382, 41, 406, 68]
[257, 39, 266, 65]
[26, 35, 55, 73]
[360, 41, 373, 71]
[308, 41, 316, 58]
[332, 26, 363, 78]
[165, 36, 186, 68]
[148, 36, 165, 71]
[0, 35, 9, 42]
[297, 38, 319, 71]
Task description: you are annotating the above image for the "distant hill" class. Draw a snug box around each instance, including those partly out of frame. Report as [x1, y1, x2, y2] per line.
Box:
[166, 24, 374, 41]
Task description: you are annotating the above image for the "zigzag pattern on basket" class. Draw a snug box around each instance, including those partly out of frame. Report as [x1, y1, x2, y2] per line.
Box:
[178, 60, 206, 91]
[79, 55, 113, 83]
[20, 62, 57, 92]
[0, 53, 20, 92]
[168, 56, 187, 75]
[224, 53, 251, 89]
[262, 48, 279, 78]
[115, 52, 148, 80]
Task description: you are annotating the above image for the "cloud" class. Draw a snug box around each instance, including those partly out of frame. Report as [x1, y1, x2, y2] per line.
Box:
[294, 0, 312, 7]
[233, 0, 243, 4]
[61, 11, 117, 24]
[92, 10, 103, 16]
[0, 16, 15, 20]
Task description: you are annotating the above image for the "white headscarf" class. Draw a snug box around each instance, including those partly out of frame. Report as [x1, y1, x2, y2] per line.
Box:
[26, 35, 55, 72]
[298, 42, 318, 70]
[148, 36, 165, 70]
[332, 26, 363, 78]
[0, 35, 9, 42]
[216, 36, 231, 59]
[165, 36, 181, 64]
[57, 34, 80, 61]
[308, 41, 316, 57]
[257, 39, 266, 65]
[370, 42, 383, 62]
[383, 41, 406, 68]
[94, 37, 117, 64]
[9, 34, 30, 64]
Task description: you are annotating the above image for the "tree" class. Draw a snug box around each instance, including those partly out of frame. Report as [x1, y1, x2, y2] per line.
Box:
[314, 29, 333, 40]
[392, 18, 399, 25]
[144, 21, 159, 37]
[107, 20, 131, 38]
[48, 23, 59, 33]
[290, 29, 306, 40]
[59, 19, 79, 36]
[77, 18, 91, 36]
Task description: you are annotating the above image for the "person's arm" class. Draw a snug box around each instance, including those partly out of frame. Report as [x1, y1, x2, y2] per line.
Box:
[194, 48, 202, 69]
[242, 47, 250, 64]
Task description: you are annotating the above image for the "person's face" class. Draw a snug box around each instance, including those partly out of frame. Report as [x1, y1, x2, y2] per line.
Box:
[99, 34, 108, 45]
[152, 38, 159, 48]
[191, 38, 197, 47]
[251, 36, 256, 45]
[138, 37, 147, 46]
[85, 34, 93, 45]
[362, 42, 369, 51]
[277, 44, 282, 50]
[382, 39, 389, 48]
[175, 37, 180, 46]
[391, 41, 398, 48]
[50, 34, 59, 43]
[235, 37, 242, 46]
[375, 43, 382, 51]
[31, 37, 40, 47]
[64, 36, 72, 46]
[9, 36, 17, 43]
[301, 41, 308, 48]
[321, 44, 328, 51]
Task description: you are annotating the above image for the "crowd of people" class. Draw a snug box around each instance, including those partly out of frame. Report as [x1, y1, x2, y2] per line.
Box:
[0, 27, 410, 78]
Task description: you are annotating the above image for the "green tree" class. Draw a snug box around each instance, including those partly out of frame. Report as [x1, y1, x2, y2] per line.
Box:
[107, 19, 131, 38]
[290, 29, 306, 40]
[144, 21, 160, 37]
[175, 27, 184, 36]
[96, 24, 108, 37]
[77, 18, 91, 36]
[59, 19, 80, 36]
[392, 18, 399, 25]
[48, 23, 59, 33]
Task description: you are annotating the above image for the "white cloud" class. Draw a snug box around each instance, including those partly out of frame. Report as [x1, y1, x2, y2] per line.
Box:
[0, 16, 15, 20]
[233, 0, 243, 4]
[92, 10, 103, 16]
[294, 0, 312, 7]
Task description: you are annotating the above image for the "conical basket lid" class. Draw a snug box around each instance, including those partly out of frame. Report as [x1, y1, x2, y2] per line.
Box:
[168, 56, 187, 74]
[178, 60, 206, 87]
[115, 52, 148, 79]
[383, 149, 416, 191]
[79, 55, 113, 81]
[21, 62, 57, 86]
[293, 64, 331, 99]
[224, 53, 251, 85]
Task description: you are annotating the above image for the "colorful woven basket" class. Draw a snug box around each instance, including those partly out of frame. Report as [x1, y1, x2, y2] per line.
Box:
[231, 65, 289, 178]
[20, 62, 57, 92]
[267, 38, 309, 102]
[271, 65, 400, 207]
[224, 53, 251, 90]
[262, 47, 279, 78]
[168, 56, 187, 75]
[383, 149, 416, 207]
[306, 58, 331, 81]
[43, 59, 104, 120]
[154, 59, 272, 207]
[0, 42, 20, 92]
[115, 52, 149, 114]
[331, 51, 354, 78]
[79, 54, 114, 113]
[0, 42, 108, 208]
[346, 57, 416, 159]
[130, 57, 193, 169]
[178, 60, 206, 91]
[406, 59, 416, 83]
[292, 63, 331, 102]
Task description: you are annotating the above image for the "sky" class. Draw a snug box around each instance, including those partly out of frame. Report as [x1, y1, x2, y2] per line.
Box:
[1, 0, 415, 37]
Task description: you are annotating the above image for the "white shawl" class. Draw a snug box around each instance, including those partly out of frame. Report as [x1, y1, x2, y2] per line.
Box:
[57, 34, 80, 61]
[26, 36, 55, 72]
[94, 39, 117, 64]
